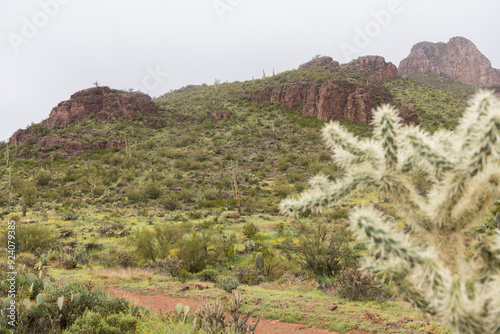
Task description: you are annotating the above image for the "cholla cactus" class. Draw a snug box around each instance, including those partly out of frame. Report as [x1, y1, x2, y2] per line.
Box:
[281, 91, 500, 334]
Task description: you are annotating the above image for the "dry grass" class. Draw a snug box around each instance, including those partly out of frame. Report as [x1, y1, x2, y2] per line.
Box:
[90, 268, 152, 282]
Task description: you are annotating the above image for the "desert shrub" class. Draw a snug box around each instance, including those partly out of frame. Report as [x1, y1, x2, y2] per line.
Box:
[177, 188, 195, 203]
[197, 268, 218, 282]
[142, 182, 162, 200]
[242, 222, 259, 240]
[330, 208, 349, 220]
[159, 193, 179, 211]
[194, 150, 209, 162]
[213, 234, 238, 260]
[286, 167, 305, 183]
[280, 224, 359, 276]
[196, 199, 225, 209]
[173, 134, 195, 147]
[16, 252, 38, 268]
[187, 210, 203, 219]
[62, 210, 79, 221]
[194, 219, 216, 231]
[16, 224, 57, 252]
[105, 313, 139, 332]
[277, 156, 292, 171]
[62, 311, 121, 334]
[201, 187, 219, 201]
[176, 232, 217, 273]
[58, 247, 89, 269]
[273, 182, 294, 198]
[124, 187, 142, 202]
[128, 224, 184, 262]
[105, 250, 137, 268]
[233, 263, 263, 285]
[217, 276, 239, 293]
[147, 256, 184, 277]
[17, 180, 38, 207]
[335, 268, 387, 302]
[35, 169, 52, 186]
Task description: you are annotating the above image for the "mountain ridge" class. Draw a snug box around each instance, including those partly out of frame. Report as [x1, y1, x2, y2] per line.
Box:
[398, 36, 500, 87]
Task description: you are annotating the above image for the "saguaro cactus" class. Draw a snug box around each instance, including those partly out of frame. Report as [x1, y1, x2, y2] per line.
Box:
[281, 91, 500, 333]
[255, 252, 264, 271]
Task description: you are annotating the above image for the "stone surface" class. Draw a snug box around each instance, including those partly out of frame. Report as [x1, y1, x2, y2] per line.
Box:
[250, 56, 414, 125]
[299, 56, 340, 70]
[45, 86, 158, 128]
[250, 80, 417, 126]
[8, 86, 156, 159]
[399, 36, 500, 86]
[348, 56, 399, 82]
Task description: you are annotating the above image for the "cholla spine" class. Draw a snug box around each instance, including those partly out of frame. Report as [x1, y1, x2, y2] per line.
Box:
[281, 91, 500, 334]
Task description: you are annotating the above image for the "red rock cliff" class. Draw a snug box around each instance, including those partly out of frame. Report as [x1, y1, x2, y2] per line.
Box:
[251, 80, 417, 125]
[399, 36, 500, 86]
[45, 86, 158, 128]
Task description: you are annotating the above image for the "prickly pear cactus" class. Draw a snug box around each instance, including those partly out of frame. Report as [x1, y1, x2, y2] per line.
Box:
[36, 293, 46, 306]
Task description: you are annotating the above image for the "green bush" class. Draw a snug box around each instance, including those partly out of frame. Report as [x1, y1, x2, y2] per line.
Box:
[128, 224, 184, 262]
[142, 182, 162, 200]
[16, 224, 57, 252]
[62, 311, 120, 334]
[242, 222, 259, 240]
[35, 169, 52, 186]
[280, 224, 359, 276]
[17, 180, 38, 207]
[335, 268, 387, 302]
[159, 193, 179, 211]
[197, 268, 218, 282]
[217, 276, 239, 293]
[176, 232, 216, 273]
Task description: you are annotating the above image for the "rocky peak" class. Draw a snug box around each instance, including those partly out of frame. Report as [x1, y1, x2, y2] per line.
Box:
[8, 87, 163, 160]
[299, 56, 340, 70]
[347, 56, 399, 82]
[251, 56, 415, 126]
[399, 36, 500, 86]
[45, 86, 158, 128]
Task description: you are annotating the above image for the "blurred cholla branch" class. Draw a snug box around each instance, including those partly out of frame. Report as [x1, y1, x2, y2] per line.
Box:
[280, 91, 500, 333]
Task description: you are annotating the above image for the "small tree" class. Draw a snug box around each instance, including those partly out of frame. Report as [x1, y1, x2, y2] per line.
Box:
[281, 91, 500, 333]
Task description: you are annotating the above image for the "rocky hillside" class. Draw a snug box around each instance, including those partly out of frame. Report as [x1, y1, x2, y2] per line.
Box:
[251, 56, 418, 125]
[9, 87, 164, 159]
[399, 36, 500, 86]
[44, 86, 158, 128]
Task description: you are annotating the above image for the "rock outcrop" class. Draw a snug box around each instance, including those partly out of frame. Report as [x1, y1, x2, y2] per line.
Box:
[399, 36, 500, 86]
[8, 86, 161, 160]
[299, 56, 340, 70]
[348, 56, 399, 82]
[45, 86, 158, 128]
[250, 80, 417, 125]
[251, 56, 414, 125]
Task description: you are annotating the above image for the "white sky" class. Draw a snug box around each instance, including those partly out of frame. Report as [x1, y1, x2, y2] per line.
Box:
[1, 0, 499, 142]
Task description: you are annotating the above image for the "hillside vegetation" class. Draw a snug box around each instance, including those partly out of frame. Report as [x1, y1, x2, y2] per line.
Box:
[1, 58, 497, 334]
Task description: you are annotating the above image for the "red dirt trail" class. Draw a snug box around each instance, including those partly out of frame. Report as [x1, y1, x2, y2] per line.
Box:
[105, 286, 369, 334]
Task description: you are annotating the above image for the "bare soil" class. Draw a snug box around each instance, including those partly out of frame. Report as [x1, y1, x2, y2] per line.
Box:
[105, 286, 370, 334]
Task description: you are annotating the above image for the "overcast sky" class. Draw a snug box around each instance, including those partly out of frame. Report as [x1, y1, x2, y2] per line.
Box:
[1, 0, 499, 142]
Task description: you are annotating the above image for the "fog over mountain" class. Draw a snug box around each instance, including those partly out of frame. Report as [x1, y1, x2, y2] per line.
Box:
[1, 0, 499, 141]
